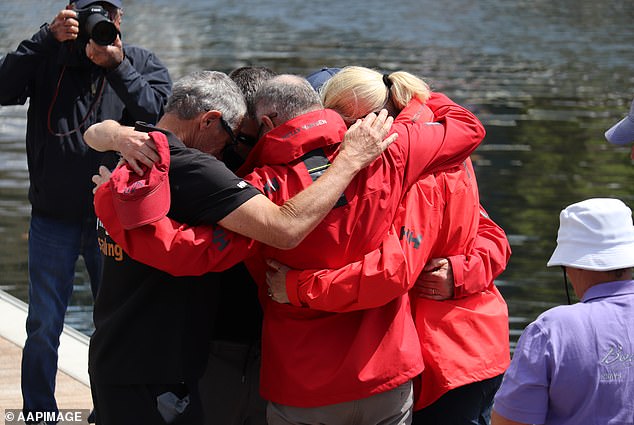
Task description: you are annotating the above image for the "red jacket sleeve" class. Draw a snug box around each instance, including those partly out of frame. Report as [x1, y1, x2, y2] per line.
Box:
[449, 206, 512, 298]
[282, 204, 509, 311]
[94, 182, 260, 276]
[397, 93, 486, 188]
[284, 224, 417, 312]
[283, 174, 444, 313]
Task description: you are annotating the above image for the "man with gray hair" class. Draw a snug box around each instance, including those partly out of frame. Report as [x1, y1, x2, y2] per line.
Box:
[253, 74, 322, 126]
[492, 198, 634, 425]
[85, 70, 395, 424]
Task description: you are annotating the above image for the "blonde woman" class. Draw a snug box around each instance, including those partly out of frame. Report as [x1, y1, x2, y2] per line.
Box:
[320, 66, 431, 123]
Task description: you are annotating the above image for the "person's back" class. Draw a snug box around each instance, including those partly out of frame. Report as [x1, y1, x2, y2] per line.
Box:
[513, 288, 634, 424]
[493, 198, 634, 425]
[493, 281, 634, 425]
[306, 66, 510, 422]
[408, 159, 511, 414]
[359, 94, 509, 413]
[244, 83, 484, 271]
[239, 100, 421, 409]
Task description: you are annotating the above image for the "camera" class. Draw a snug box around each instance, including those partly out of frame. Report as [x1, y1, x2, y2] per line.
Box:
[76, 5, 118, 46]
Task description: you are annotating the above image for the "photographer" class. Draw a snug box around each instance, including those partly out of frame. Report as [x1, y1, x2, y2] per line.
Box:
[0, 0, 171, 421]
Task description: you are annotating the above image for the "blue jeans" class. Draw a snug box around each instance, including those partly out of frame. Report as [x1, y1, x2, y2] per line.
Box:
[412, 374, 504, 425]
[21, 213, 103, 417]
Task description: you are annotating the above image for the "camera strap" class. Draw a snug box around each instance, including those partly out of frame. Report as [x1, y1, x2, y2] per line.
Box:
[47, 65, 107, 137]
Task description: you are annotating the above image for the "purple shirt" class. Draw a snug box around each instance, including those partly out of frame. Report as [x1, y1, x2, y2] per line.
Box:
[493, 280, 634, 425]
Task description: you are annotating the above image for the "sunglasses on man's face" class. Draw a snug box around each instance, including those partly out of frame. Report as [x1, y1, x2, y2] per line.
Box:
[219, 117, 238, 146]
[220, 117, 260, 147]
[235, 134, 258, 147]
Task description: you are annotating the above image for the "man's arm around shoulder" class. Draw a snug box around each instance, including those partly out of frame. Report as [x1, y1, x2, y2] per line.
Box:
[219, 110, 397, 249]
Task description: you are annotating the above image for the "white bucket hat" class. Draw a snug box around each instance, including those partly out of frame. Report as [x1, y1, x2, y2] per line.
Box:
[547, 198, 634, 271]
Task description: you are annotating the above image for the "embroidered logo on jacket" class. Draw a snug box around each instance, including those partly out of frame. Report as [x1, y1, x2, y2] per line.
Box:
[399, 226, 422, 249]
[263, 178, 280, 195]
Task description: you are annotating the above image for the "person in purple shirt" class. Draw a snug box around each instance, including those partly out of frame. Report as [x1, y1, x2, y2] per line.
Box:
[492, 198, 634, 425]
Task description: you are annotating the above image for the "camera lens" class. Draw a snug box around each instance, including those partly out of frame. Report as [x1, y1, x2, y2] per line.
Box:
[84, 13, 118, 45]
[91, 20, 118, 45]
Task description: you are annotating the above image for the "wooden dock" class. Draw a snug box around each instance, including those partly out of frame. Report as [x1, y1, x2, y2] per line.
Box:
[0, 290, 93, 425]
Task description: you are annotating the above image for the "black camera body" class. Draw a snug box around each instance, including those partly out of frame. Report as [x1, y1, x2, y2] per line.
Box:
[76, 5, 118, 46]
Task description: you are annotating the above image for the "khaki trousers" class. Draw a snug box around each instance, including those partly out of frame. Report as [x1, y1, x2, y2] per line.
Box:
[267, 380, 413, 425]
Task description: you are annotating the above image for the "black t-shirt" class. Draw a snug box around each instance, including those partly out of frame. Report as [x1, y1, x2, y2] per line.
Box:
[213, 263, 263, 344]
[89, 125, 260, 385]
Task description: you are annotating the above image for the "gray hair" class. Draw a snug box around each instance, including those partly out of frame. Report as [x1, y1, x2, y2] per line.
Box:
[254, 74, 322, 124]
[165, 70, 247, 131]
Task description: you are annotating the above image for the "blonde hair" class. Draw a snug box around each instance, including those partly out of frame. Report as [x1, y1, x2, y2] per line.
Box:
[320, 66, 431, 123]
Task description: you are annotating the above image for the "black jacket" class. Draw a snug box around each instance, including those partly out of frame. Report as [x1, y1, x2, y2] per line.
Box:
[0, 24, 172, 220]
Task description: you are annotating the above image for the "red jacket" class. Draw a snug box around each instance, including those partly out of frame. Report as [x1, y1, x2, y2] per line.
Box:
[278, 119, 511, 410]
[281, 164, 511, 409]
[94, 92, 486, 407]
[397, 103, 511, 408]
[409, 170, 511, 410]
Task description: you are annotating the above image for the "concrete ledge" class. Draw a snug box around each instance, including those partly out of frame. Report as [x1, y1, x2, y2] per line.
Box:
[0, 289, 90, 386]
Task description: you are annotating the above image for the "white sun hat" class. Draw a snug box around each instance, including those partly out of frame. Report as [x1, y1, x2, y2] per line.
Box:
[547, 198, 634, 271]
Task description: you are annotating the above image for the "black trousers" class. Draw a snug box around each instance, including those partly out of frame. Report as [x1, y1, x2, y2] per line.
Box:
[91, 380, 203, 425]
[412, 374, 504, 425]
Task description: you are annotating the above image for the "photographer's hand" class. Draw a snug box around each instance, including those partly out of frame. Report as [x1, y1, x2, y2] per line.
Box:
[49, 8, 80, 43]
[86, 36, 124, 69]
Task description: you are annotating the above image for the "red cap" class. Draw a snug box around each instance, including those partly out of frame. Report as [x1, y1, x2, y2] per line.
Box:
[110, 131, 171, 229]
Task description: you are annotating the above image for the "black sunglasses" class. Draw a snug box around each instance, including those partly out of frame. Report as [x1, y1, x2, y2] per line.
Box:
[220, 117, 260, 147]
[235, 134, 258, 147]
[219, 117, 238, 146]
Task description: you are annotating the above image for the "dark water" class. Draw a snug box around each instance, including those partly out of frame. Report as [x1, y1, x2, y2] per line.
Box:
[1, 1, 633, 345]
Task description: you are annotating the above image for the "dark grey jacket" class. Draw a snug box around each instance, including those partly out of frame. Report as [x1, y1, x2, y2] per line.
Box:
[0, 24, 172, 220]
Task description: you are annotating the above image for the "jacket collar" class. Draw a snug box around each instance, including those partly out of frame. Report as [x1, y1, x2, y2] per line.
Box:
[237, 109, 346, 174]
[582, 280, 634, 303]
[394, 97, 434, 124]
